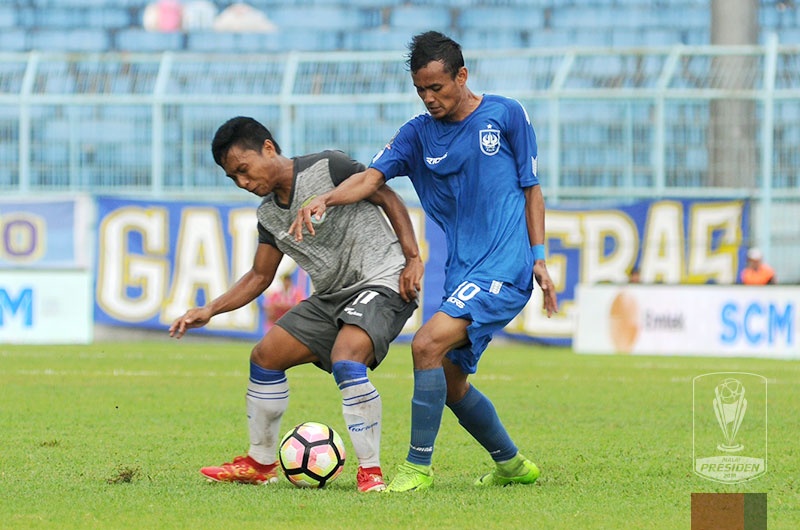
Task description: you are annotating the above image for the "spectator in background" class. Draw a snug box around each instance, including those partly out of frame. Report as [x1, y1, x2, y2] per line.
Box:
[628, 266, 641, 284]
[181, 1, 217, 32]
[142, 0, 183, 32]
[213, 3, 277, 32]
[740, 247, 776, 285]
[264, 272, 304, 330]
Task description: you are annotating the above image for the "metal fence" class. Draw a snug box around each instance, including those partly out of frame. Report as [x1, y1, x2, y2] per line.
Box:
[0, 36, 798, 280]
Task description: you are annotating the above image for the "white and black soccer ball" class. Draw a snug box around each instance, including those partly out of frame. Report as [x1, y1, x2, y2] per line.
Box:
[279, 421, 346, 488]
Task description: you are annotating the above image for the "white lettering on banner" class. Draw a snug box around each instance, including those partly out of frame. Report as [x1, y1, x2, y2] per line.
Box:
[640, 201, 684, 284]
[229, 209, 259, 290]
[687, 203, 742, 285]
[580, 211, 638, 285]
[96, 206, 168, 320]
[162, 207, 255, 331]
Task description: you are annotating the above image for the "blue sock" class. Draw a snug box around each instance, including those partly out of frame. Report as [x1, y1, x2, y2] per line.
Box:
[249, 361, 286, 385]
[447, 384, 518, 463]
[332, 360, 368, 387]
[407, 368, 446, 466]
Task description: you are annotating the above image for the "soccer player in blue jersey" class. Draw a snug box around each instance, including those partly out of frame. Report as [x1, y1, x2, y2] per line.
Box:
[290, 31, 558, 492]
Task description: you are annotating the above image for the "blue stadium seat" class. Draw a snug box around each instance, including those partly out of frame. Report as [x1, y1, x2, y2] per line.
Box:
[0, 6, 15, 29]
[84, 7, 133, 30]
[115, 28, 184, 52]
[29, 29, 110, 52]
[31, 0, 124, 7]
[774, 28, 800, 45]
[527, 28, 576, 48]
[550, 7, 616, 29]
[0, 29, 28, 51]
[457, 7, 543, 30]
[342, 28, 410, 51]
[388, 6, 451, 31]
[184, 31, 238, 53]
[458, 29, 527, 51]
[187, 30, 342, 52]
[267, 6, 369, 30]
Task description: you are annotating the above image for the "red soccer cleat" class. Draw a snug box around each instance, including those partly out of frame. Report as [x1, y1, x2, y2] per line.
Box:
[200, 455, 279, 485]
[357, 466, 386, 492]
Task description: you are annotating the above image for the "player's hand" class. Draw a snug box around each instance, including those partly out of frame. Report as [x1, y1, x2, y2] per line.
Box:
[399, 255, 424, 302]
[289, 196, 328, 241]
[533, 262, 558, 318]
[169, 307, 213, 339]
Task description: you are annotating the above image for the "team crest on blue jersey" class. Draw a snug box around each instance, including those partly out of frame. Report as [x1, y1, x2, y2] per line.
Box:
[479, 126, 501, 156]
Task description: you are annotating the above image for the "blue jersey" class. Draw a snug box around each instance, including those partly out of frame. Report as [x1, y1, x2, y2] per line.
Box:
[370, 94, 540, 293]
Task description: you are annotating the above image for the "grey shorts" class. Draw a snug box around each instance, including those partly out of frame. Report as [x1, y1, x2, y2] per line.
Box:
[276, 285, 417, 373]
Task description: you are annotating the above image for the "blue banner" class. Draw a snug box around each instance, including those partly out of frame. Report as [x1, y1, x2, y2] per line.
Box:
[94, 196, 262, 339]
[94, 196, 749, 344]
[0, 198, 89, 269]
[503, 198, 751, 346]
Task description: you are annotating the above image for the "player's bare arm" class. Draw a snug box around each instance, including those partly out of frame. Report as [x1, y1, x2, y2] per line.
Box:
[289, 167, 386, 241]
[524, 185, 558, 317]
[169, 244, 283, 338]
[367, 184, 424, 302]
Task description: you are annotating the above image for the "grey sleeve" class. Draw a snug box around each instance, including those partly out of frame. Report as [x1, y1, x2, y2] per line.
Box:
[327, 150, 367, 186]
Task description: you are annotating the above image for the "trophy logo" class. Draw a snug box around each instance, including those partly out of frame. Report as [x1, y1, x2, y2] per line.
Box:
[713, 378, 746, 452]
[693, 373, 767, 484]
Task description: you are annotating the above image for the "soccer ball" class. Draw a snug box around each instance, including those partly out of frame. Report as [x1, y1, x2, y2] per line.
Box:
[279, 422, 346, 488]
[717, 378, 745, 403]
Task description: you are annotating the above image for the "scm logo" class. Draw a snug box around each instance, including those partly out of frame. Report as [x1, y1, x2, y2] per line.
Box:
[720, 301, 794, 346]
[0, 287, 33, 327]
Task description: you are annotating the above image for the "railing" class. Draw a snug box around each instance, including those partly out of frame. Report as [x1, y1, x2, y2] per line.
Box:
[1, 35, 799, 278]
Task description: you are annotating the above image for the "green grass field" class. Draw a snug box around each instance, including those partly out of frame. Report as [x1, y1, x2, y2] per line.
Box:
[2, 340, 798, 529]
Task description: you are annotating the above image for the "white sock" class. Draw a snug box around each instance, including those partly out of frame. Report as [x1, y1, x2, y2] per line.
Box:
[339, 378, 382, 469]
[245, 369, 289, 465]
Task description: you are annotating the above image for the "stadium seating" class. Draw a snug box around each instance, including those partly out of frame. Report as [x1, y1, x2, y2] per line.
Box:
[2, 0, 796, 54]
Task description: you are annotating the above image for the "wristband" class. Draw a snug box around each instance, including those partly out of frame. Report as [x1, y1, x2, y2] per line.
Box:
[531, 244, 546, 261]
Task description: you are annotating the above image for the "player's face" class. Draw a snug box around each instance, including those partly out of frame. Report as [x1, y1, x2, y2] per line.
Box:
[412, 60, 469, 121]
[221, 140, 278, 197]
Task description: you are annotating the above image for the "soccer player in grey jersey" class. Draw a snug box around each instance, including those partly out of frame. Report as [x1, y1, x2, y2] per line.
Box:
[169, 116, 423, 493]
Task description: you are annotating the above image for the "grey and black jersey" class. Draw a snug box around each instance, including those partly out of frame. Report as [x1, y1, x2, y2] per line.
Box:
[256, 150, 406, 296]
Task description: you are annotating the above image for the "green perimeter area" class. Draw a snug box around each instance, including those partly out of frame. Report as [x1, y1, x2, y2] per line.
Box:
[1, 341, 798, 529]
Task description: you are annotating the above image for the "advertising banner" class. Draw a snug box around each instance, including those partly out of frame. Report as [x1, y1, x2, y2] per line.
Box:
[511, 198, 750, 345]
[94, 196, 427, 340]
[574, 284, 798, 358]
[94, 197, 750, 344]
[0, 270, 93, 344]
[0, 196, 91, 269]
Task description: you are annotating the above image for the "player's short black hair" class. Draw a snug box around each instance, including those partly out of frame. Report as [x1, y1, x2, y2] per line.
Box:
[211, 116, 282, 167]
[406, 31, 464, 78]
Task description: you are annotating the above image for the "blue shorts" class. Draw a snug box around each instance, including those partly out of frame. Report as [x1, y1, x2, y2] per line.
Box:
[439, 279, 532, 374]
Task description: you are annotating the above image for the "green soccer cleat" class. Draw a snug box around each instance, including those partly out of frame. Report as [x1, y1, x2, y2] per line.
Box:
[474, 456, 540, 487]
[385, 462, 433, 492]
